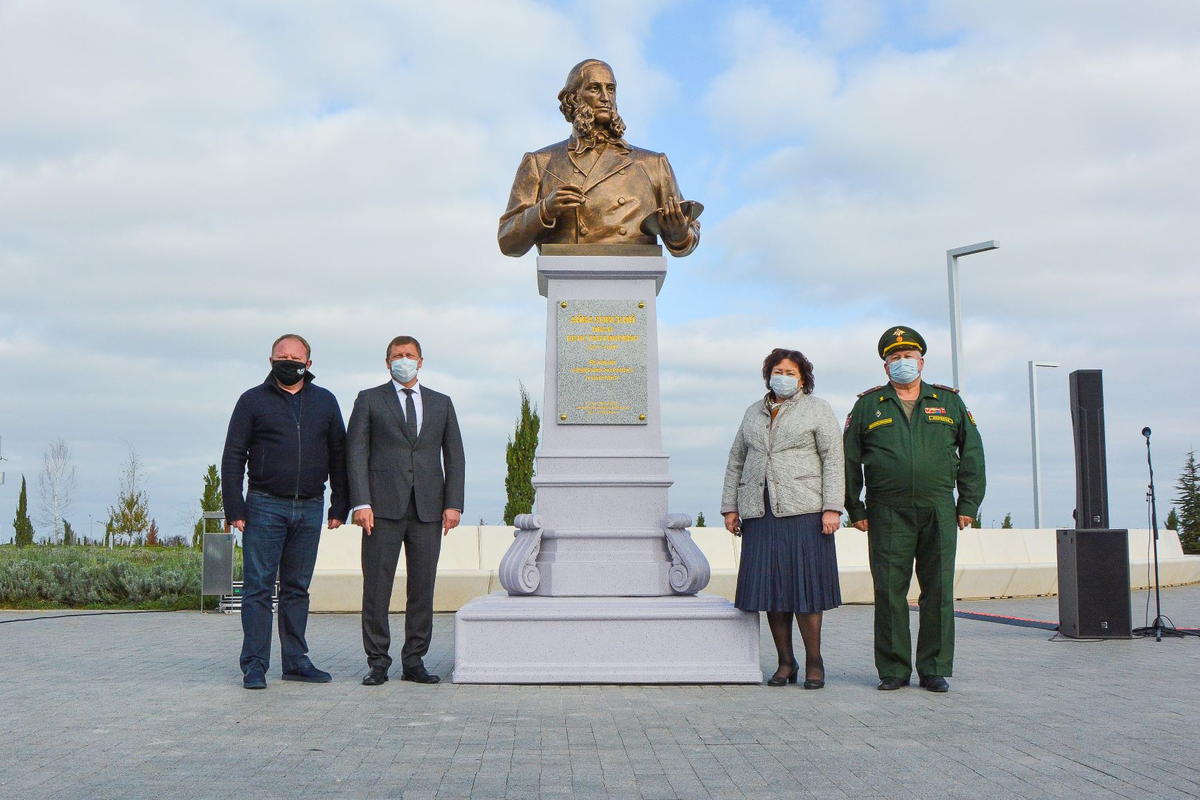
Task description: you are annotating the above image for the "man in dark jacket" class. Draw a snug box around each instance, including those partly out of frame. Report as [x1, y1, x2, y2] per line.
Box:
[222, 333, 349, 689]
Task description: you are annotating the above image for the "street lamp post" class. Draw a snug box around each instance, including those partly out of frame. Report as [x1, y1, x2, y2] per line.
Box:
[1029, 360, 1060, 529]
[947, 240, 999, 390]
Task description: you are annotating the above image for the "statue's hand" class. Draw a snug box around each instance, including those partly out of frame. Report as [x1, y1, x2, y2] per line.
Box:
[658, 195, 690, 247]
[543, 183, 586, 219]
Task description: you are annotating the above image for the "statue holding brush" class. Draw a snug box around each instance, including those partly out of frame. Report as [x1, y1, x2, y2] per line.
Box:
[498, 59, 702, 258]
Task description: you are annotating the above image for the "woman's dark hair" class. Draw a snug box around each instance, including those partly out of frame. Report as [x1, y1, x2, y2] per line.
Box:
[762, 348, 815, 395]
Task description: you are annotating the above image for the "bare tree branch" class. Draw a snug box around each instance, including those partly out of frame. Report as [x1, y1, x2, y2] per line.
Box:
[37, 438, 76, 544]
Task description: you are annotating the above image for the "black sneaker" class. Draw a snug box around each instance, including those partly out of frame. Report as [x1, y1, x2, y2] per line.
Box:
[282, 659, 332, 683]
[243, 667, 267, 690]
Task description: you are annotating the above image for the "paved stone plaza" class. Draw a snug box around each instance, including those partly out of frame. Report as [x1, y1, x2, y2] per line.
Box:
[2, 587, 1198, 800]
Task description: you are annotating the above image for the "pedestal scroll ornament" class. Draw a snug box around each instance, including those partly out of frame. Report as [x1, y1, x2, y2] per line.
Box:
[663, 514, 710, 595]
[498, 514, 543, 595]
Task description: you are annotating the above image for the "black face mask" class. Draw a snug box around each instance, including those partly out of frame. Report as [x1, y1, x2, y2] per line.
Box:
[271, 359, 307, 386]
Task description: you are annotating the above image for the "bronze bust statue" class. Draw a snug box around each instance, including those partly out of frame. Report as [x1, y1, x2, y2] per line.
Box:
[498, 59, 702, 257]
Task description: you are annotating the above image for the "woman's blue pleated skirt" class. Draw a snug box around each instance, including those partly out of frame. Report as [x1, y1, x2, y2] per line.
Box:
[734, 493, 841, 613]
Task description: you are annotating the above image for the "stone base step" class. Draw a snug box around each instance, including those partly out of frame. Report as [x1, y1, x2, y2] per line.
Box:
[453, 592, 762, 684]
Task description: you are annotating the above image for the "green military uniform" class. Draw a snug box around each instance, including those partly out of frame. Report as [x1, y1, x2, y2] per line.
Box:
[843, 327, 985, 682]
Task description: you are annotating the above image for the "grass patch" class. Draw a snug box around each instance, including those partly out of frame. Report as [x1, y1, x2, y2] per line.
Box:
[0, 545, 243, 610]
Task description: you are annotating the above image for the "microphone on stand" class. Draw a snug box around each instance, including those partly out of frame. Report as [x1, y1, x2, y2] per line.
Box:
[1136, 424, 1167, 640]
[1134, 425, 1198, 639]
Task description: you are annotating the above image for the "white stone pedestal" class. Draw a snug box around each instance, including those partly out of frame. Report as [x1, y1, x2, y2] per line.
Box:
[454, 594, 761, 683]
[453, 253, 760, 684]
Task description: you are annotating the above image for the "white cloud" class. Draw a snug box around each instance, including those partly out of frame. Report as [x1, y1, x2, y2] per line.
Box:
[0, 0, 669, 535]
[817, 0, 885, 51]
[693, 2, 1200, 527]
[2, 0, 1198, 542]
[703, 7, 839, 142]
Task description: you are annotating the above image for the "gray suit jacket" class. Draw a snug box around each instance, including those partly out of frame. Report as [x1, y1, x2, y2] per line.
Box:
[346, 382, 466, 523]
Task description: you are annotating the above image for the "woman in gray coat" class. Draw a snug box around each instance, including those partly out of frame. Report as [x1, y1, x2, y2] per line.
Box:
[722, 348, 845, 688]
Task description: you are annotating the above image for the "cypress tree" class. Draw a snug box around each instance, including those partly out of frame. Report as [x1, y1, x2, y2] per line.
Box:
[13, 475, 35, 547]
[1165, 507, 1178, 531]
[193, 465, 223, 546]
[503, 383, 540, 525]
[1175, 451, 1200, 555]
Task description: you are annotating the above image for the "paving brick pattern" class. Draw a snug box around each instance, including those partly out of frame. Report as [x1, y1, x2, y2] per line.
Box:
[1, 586, 1198, 799]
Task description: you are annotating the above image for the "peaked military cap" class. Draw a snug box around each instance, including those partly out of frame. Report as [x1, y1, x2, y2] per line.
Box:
[878, 326, 926, 359]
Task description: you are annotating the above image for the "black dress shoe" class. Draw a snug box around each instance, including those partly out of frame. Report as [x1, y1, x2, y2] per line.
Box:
[400, 664, 441, 684]
[767, 660, 799, 687]
[361, 667, 389, 686]
[282, 659, 332, 683]
[878, 677, 909, 691]
[919, 675, 950, 693]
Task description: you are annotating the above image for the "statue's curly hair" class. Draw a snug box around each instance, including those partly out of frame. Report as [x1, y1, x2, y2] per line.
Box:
[558, 59, 627, 140]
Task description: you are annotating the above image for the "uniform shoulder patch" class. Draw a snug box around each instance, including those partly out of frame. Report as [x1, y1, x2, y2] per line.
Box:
[857, 384, 887, 398]
[932, 383, 960, 394]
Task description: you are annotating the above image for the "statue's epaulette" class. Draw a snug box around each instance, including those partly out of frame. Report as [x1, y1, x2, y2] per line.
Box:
[932, 383, 960, 394]
[857, 384, 887, 398]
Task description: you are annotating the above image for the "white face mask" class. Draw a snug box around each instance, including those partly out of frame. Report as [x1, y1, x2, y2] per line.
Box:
[390, 357, 419, 383]
[769, 374, 799, 398]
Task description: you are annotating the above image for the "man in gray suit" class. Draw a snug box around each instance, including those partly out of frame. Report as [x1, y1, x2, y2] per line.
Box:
[347, 335, 466, 685]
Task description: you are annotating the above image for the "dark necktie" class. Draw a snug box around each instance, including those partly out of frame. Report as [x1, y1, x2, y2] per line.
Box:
[402, 388, 418, 440]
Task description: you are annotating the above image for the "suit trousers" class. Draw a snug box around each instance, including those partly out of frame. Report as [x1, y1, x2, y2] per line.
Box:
[361, 494, 442, 671]
[866, 503, 957, 681]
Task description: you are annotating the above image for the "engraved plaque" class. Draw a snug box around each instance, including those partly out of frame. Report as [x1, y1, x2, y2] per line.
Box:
[557, 299, 648, 424]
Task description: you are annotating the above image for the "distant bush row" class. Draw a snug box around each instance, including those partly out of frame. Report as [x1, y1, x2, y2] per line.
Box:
[0, 546, 242, 610]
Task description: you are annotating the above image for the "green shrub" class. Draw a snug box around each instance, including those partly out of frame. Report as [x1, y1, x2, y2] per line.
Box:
[0, 545, 243, 610]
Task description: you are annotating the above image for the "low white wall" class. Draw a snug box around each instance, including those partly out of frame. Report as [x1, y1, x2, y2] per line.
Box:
[308, 526, 1200, 612]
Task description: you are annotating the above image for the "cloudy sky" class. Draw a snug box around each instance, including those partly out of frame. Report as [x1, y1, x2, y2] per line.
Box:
[2, 0, 1198, 542]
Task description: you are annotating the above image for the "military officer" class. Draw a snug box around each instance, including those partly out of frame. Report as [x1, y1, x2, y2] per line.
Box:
[843, 326, 985, 692]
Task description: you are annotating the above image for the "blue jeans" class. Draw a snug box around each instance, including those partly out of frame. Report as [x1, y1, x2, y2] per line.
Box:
[240, 491, 324, 674]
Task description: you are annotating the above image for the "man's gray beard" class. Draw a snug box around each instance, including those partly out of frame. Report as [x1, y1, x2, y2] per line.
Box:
[572, 104, 627, 143]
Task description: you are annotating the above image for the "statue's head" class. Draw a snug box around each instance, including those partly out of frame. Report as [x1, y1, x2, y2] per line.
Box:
[558, 59, 627, 141]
